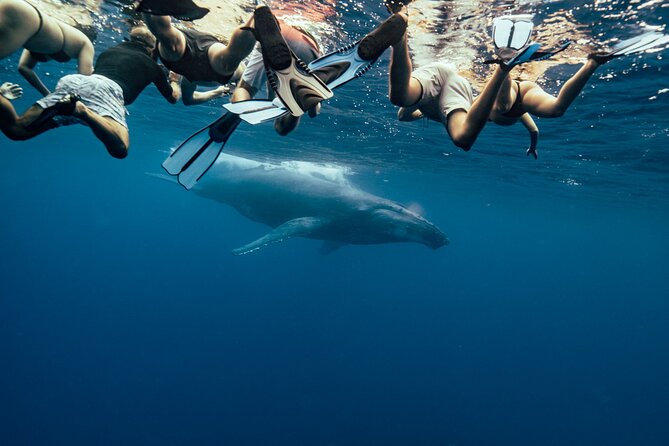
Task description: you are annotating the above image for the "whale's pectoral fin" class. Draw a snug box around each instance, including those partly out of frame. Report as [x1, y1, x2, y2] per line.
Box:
[232, 217, 328, 255]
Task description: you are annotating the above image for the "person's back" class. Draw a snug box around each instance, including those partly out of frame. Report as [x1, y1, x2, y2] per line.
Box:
[94, 40, 173, 105]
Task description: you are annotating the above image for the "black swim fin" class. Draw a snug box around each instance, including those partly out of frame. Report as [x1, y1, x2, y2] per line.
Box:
[162, 112, 241, 190]
[25, 94, 79, 132]
[136, 0, 209, 21]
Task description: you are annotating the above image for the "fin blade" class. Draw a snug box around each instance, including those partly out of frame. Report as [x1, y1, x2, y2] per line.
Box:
[492, 15, 534, 50]
[223, 99, 280, 115]
[177, 142, 224, 190]
[266, 57, 333, 117]
[162, 127, 213, 176]
[612, 32, 664, 56]
[308, 41, 377, 90]
[240, 106, 289, 125]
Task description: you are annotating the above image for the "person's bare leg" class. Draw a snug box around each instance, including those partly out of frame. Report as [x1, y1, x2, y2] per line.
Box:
[522, 59, 600, 118]
[208, 16, 257, 78]
[446, 65, 511, 150]
[0, 97, 49, 140]
[141, 13, 185, 61]
[72, 102, 129, 158]
[388, 30, 422, 106]
[492, 75, 514, 113]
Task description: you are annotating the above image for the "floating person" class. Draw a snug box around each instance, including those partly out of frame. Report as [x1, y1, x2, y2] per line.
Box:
[136, 0, 258, 105]
[154, 152, 448, 255]
[164, 12, 409, 189]
[386, 6, 568, 152]
[230, 21, 324, 136]
[487, 28, 669, 158]
[0, 0, 95, 96]
[0, 26, 179, 158]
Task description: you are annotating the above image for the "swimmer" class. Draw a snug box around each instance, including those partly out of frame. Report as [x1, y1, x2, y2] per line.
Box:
[137, 0, 257, 105]
[386, 2, 559, 152]
[0, 26, 179, 159]
[231, 22, 323, 136]
[0, 0, 94, 96]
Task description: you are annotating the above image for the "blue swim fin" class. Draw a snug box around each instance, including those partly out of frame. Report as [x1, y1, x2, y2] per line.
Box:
[162, 112, 241, 189]
[484, 42, 544, 68]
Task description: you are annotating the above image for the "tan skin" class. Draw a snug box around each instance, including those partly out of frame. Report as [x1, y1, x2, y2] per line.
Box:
[0, 0, 94, 95]
[141, 10, 256, 105]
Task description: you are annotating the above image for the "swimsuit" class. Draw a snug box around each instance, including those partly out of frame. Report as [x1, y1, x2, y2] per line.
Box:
[25, 1, 71, 62]
[501, 80, 525, 118]
[161, 28, 231, 84]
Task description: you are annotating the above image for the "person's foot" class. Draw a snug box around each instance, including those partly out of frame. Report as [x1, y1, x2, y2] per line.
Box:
[358, 13, 408, 61]
[25, 94, 79, 131]
[587, 51, 614, 66]
[136, 0, 209, 21]
[385, 0, 413, 14]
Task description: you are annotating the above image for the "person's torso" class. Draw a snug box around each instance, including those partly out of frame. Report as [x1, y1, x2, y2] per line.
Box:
[161, 28, 229, 84]
[94, 41, 161, 104]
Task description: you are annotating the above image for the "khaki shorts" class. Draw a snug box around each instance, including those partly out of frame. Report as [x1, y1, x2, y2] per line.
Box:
[37, 74, 128, 128]
[410, 62, 473, 122]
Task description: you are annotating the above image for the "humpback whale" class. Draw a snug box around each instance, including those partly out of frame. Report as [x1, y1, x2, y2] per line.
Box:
[159, 152, 448, 255]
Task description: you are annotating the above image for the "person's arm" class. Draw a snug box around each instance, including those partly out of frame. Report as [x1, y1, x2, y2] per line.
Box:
[230, 79, 257, 103]
[17, 50, 51, 96]
[180, 78, 230, 106]
[153, 67, 179, 104]
[75, 39, 94, 75]
[520, 112, 539, 159]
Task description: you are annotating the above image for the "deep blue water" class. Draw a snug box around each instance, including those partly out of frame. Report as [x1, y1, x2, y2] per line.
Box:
[1, 1, 669, 445]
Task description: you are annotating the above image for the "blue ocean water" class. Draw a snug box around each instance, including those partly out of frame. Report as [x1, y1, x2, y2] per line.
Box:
[1, 1, 669, 445]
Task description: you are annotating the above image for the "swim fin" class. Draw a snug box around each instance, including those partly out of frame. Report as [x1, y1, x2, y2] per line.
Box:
[223, 98, 289, 124]
[162, 112, 241, 189]
[26, 94, 79, 132]
[484, 42, 544, 68]
[136, 0, 209, 21]
[254, 6, 333, 117]
[589, 31, 669, 64]
[492, 15, 534, 51]
[308, 13, 408, 89]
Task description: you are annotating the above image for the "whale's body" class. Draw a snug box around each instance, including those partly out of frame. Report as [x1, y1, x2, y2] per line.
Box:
[187, 153, 448, 254]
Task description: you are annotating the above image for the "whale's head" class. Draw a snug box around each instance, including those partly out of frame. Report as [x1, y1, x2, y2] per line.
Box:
[366, 204, 449, 249]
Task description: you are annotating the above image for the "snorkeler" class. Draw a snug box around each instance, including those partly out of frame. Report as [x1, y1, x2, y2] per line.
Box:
[0, 0, 95, 96]
[231, 21, 323, 136]
[488, 29, 669, 158]
[163, 11, 408, 190]
[387, 5, 669, 156]
[136, 0, 253, 105]
[0, 26, 179, 159]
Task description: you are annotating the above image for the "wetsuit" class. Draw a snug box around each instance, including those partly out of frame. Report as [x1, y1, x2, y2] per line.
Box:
[94, 41, 174, 105]
[160, 28, 231, 84]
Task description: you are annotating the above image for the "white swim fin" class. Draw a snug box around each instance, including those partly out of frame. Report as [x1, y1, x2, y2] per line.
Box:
[492, 14, 534, 50]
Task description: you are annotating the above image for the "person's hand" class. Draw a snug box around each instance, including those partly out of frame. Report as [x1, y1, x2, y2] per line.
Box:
[214, 85, 231, 97]
[527, 146, 538, 159]
[0, 82, 23, 100]
[168, 71, 182, 83]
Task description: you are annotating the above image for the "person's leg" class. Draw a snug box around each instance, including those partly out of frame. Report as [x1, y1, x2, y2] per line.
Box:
[72, 102, 129, 158]
[521, 59, 599, 118]
[388, 31, 422, 106]
[141, 13, 185, 61]
[208, 15, 257, 78]
[492, 75, 515, 114]
[0, 0, 41, 59]
[0, 96, 50, 140]
[446, 65, 510, 150]
[274, 114, 301, 136]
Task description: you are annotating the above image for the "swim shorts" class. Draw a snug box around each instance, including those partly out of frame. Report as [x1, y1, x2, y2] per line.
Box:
[409, 62, 473, 122]
[241, 23, 320, 94]
[37, 74, 128, 128]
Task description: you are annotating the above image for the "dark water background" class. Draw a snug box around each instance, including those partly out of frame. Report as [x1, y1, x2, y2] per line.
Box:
[1, 1, 668, 445]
